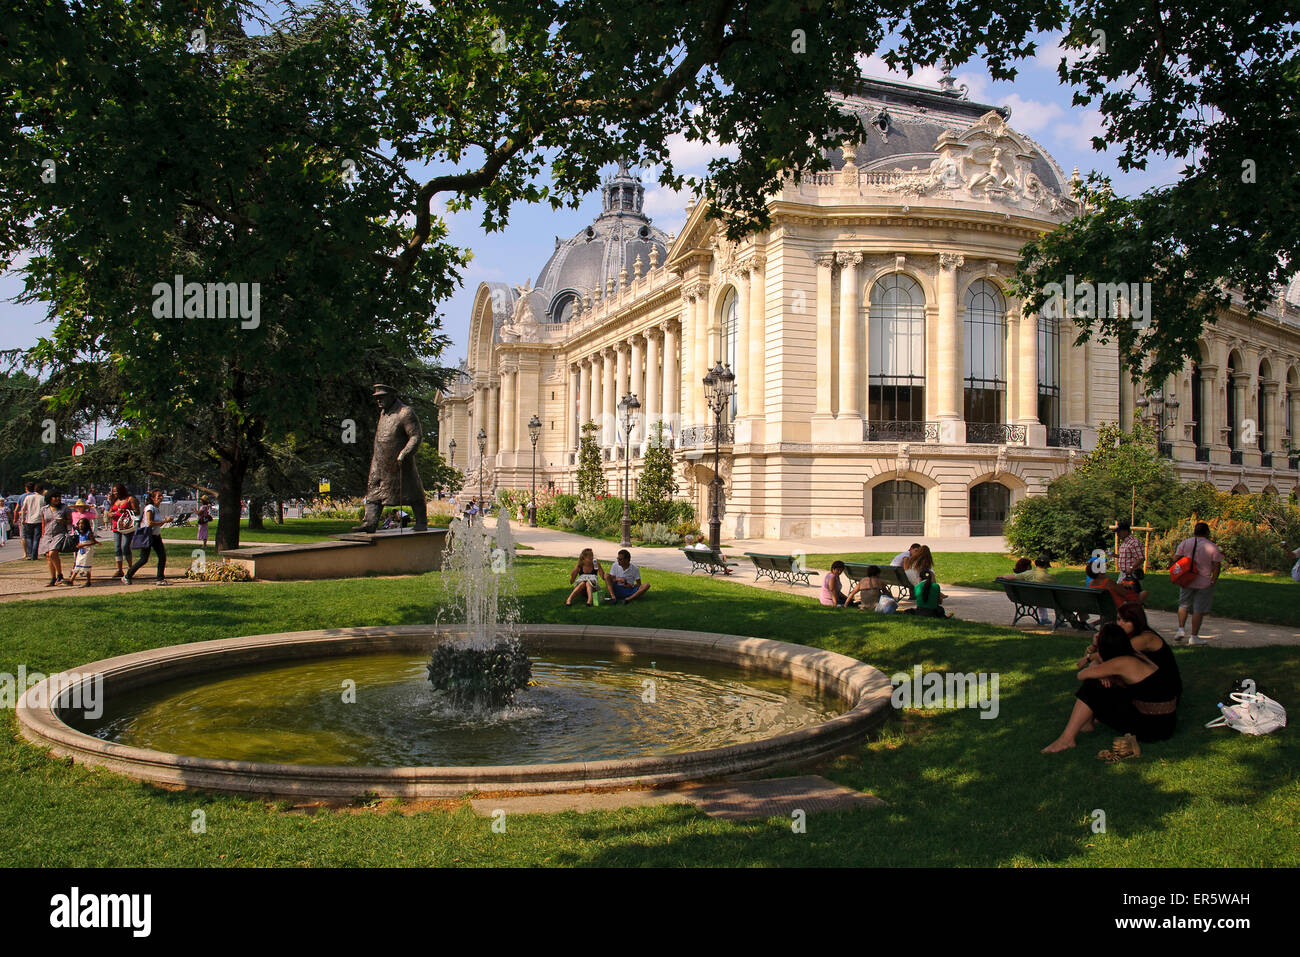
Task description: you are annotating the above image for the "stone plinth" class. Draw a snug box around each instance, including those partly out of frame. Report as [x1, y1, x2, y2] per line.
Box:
[219, 529, 448, 581]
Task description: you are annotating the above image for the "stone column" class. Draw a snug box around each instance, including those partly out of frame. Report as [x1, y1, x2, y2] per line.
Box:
[630, 335, 644, 443]
[814, 254, 835, 419]
[680, 293, 695, 428]
[579, 360, 592, 433]
[1199, 363, 1219, 454]
[663, 322, 680, 439]
[747, 257, 766, 418]
[602, 347, 616, 446]
[644, 329, 661, 442]
[735, 267, 750, 418]
[1263, 381, 1279, 454]
[615, 342, 628, 410]
[936, 254, 963, 423]
[837, 251, 862, 419]
[1017, 311, 1041, 426]
[692, 286, 709, 426]
[486, 384, 499, 459]
[569, 365, 580, 450]
[500, 368, 516, 453]
[1066, 321, 1087, 426]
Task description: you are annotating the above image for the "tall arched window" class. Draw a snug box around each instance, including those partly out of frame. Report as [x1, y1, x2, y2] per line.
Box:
[721, 288, 739, 421]
[1037, 314, 1061, 428]
[1227, 353, 1240, 450]
[1258, 361, 1270, 452]
[1190, 361, 1203, 450]
[963, 280, 1007, 424]
[868, 274, 926, 422]
[872, 480, 925, 535]
[1288, 368, 1298, 441]
[970, 481, 1011, 536]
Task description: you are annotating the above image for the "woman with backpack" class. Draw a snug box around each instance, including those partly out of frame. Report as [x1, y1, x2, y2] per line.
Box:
[108, 485, 140, 580]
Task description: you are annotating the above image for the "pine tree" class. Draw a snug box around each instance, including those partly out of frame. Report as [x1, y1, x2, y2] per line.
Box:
[636, 421, 677, 523]
[576, 421, 605, 499]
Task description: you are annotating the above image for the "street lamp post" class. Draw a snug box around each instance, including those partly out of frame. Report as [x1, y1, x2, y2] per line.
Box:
[476, 427, 487, 511]
[701, 361, 735, 551]
[1136, 390, 1179, 455]
[618, 394, 641, 547]
[527, 413, 541, 526]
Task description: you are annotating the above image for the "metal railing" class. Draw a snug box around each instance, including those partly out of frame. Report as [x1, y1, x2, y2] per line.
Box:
[1195, 446, 1211, 462]
[864, 420, 939, 442]
[966, 422, 1028, 445]
[679, 424, 734, 448]
[1045, 427, 1082, 448]
[1230, 449, 1243, 465]
[1261, 452, 1273, 467]
[1157, 441, 1173, 458]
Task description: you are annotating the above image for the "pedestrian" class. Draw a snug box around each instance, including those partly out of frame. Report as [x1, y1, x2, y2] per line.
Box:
[196, 496, 212, 546]
[20, 481, 44, 560]
[38, 490, 73, 586]
[0, 497, 9, 547]
[1116, 520, 1145, 579]
[66, 517, 98, 587]
[108, 485, 139, 580]
[1172, 521, 1223, 645]
[124, 489, 168, 585]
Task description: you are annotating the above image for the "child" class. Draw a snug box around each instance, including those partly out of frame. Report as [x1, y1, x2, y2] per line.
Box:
[67, 518, 98, 587]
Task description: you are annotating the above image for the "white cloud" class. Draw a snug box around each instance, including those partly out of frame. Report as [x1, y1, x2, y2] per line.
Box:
[1051, 108, 1109, 156]
[1002, 94, 1064, 133]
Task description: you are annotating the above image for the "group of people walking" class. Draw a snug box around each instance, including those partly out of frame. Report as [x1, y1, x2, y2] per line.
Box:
[3, 483, 185, 586]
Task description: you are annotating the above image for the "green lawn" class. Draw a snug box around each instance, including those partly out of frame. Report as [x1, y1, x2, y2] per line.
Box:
[1, 556, 1296, 867]
[159, 518, 357, 544]
[809, 551, 1300, 629]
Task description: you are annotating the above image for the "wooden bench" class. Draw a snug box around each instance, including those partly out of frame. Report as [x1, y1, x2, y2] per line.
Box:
[744, 552, 815, 587]
[681, 547, 738, 575]
[996, 579, 1118, 630]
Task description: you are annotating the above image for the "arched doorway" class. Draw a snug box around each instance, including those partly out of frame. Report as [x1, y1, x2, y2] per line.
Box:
[970, 482, 1011, 536]
[872, 480, 925, 535]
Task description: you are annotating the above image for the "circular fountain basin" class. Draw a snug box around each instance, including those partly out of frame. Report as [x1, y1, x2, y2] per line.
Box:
[17, 625, 894, 798]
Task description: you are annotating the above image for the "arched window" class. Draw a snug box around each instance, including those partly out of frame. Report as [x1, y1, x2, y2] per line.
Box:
[550, 292, 577, 324]
[1037, 314, 1061, 428]
[1288, 368, 1299, 440]
[721, 288, 739, 421]
[869, 275, 926, 423]
[1190, 361, 1204, 450]
[871, 480, 925, 535]
[1227, 353, 1240, 450]
[964, 280, 1007, 424]
[970, 482, 1011, 536]
[1258, 361, 1270, 452]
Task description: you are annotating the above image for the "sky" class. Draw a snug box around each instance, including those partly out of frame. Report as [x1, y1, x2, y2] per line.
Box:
[0, 33, 1186, 369]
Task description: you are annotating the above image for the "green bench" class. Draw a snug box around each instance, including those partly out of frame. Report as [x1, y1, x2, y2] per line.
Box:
[744, 552, 815, 587]
[996, 579, 1118, 630]
[681, 546, 738, 575]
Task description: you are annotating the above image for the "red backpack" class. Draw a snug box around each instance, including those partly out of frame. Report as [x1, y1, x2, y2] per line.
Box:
[1169, 537, 1200, 586]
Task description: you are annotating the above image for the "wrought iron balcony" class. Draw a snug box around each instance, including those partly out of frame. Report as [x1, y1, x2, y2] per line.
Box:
[1229, 449, 1243, 465]
[1290, 456, 1299, 471]
[864, 420, 939, 442]
[1045, 427, 1082, 448]
[1261, 452, 1273, 467]
[966, 422, 1028, 445]
[1157, 441, 1173, 458]
[1195, 446, 1211, 462]
[679, 424, 734, 448]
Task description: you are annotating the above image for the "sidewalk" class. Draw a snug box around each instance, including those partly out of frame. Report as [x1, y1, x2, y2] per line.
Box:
[491, 520, 1300, 650]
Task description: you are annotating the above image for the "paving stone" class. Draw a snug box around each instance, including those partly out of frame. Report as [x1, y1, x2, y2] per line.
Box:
[679, 774, 883, 821]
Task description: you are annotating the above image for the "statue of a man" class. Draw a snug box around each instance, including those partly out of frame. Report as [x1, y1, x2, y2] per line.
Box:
[353, 383, 427, 532]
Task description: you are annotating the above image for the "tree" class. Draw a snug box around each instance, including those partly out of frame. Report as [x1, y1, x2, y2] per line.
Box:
[575, 421, 604, 499]
[635, 421, 677, 524]
[415, 444, 464, 497]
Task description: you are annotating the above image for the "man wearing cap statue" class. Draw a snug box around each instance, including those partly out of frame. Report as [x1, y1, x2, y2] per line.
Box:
[353, 383, 427, 532]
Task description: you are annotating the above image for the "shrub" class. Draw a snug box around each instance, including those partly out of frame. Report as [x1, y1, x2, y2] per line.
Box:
[1150, 517, 1294, 572]
[538, 492, 577, 526]
[185, 559, 252, 582]
[575, 421, 605, 499]
[572, 495, 622, 537]
[671, 519, 702, 540]
[637, 522, 679, 545]
[635, 422, 677, 523]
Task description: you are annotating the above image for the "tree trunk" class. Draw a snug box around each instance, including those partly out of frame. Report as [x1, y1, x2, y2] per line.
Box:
[216, 453, 248, 550]
[276, 499, 284, 524]
[248, 496, 266, 530]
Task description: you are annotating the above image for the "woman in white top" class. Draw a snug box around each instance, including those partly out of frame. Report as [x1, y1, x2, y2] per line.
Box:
[124, 490, 168, 585]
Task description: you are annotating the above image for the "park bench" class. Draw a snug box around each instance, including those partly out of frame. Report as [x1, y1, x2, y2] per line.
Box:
[744, 552, 815, 587]
[996, 579, 1118, 631]
[876, 563, 917, 601]
[681, 546, 739, 576]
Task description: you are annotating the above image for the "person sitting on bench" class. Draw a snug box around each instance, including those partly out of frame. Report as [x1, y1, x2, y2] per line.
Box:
[1086, 556, 1147, 607]
[998, 553, 1057, 625]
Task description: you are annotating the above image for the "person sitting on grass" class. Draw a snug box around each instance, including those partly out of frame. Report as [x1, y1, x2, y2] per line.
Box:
[1042, 621, 1180, 756]
[607, 549, 649, 604]
[845, 564, 885, 610]
[567, 547, 605, 606]
[820, 561, 848, 606]
[903, 570, 949, 617]
[1076, 602, 1182, 705]
[65, 517, 99, 587]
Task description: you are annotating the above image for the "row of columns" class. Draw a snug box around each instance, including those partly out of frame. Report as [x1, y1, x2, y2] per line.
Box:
[571, 321, 682, 449]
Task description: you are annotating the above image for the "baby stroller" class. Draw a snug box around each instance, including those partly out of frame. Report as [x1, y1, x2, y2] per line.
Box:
[165, 510, 193, 527]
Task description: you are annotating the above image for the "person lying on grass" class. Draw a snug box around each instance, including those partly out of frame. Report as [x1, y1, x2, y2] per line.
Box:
[607, 549, 649, 604]
[566, 548, 605, 606]
[1042, 622, 1180, 754]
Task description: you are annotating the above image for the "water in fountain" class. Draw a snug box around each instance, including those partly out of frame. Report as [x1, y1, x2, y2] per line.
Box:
[428, 512, 531, 709]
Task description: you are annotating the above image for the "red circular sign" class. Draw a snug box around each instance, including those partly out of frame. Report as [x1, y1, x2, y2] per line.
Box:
[72, 441, 86, 457]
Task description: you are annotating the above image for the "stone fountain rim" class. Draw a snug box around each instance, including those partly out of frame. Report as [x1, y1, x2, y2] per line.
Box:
[16, 624, 895, 798]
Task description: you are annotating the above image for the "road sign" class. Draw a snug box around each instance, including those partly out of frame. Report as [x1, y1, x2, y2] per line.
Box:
[72, 441, 86, 457]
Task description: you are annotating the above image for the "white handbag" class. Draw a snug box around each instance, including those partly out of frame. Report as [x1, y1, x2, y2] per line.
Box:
[1205, 692, 1287, 735]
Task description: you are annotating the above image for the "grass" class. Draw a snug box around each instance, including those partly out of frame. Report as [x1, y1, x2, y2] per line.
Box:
[1, 556, 1297, 867]
[809, 551, 1300, 629]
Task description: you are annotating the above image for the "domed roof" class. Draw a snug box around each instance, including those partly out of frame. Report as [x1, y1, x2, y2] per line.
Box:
[828, 73, 1072, 194]
[525, 162, 670, 323]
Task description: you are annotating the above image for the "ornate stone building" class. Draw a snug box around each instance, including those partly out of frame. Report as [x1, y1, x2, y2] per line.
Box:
[438, 74, 1300, 539]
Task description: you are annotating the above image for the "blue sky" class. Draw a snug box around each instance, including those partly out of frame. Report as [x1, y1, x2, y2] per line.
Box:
[0, 36, 1185, 368]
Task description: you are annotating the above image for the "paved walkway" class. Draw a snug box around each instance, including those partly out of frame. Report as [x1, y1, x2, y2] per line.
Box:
[491, 520, 1300, 650]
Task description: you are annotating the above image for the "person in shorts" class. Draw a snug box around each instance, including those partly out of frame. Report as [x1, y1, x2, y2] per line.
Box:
[1174, 522, 1223, 645]
[606, 549, 649, 604]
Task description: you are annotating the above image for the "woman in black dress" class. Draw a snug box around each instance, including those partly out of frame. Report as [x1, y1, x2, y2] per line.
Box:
[1042, 622, 1181, 753]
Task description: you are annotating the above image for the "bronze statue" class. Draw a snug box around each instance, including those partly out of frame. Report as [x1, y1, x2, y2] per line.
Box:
[353, 383, 427, 532]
